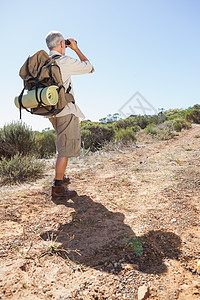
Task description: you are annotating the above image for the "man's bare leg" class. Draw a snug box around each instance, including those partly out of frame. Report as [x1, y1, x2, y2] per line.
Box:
[52, 156, 77, 198]
[55, 157, 68, 180]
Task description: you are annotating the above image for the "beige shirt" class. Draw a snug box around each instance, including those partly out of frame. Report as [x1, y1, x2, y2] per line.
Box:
[49, 50, 94, 120]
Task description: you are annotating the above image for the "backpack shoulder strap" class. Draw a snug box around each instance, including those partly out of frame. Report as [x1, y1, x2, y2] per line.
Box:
[52, 54, 62, 60]
[51, 55, 72, 94]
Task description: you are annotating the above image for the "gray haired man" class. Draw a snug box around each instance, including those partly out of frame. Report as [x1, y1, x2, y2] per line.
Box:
[45, 31, 94, 199]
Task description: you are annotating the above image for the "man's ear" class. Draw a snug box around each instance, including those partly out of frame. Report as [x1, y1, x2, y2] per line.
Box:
[60, 40, 65, 48]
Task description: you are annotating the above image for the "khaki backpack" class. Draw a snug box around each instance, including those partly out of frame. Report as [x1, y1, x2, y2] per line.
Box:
[18, 50, 74, 118]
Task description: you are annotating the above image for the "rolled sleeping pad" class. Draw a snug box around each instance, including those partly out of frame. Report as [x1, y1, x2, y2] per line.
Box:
[14, 85, 59, 109]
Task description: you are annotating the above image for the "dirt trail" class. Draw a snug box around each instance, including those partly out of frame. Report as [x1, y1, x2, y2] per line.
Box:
[0, 126, 200, 299]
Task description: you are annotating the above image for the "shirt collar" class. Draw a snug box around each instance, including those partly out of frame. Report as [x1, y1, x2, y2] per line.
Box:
[49, 50, 63, 57]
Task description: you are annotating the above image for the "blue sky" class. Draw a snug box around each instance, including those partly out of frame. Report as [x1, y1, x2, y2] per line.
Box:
[0, 0, 199, 130]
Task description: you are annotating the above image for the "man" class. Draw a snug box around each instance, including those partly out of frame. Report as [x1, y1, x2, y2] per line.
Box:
[45, 31, 94, 199]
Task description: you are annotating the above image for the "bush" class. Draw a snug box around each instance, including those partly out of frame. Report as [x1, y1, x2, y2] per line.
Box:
[173, 121, 182, 132]
[192, 104, 200, 110]
[145, 124, 158, 136]
[36, 130, 56, 158]
[148, 113, 167, 125]
[80, 120, 98, 128]
[80, 128, 92, 149]
[0, 122, 36, 159]
[114, 117, 136, 130]
[131, 125, 141, 132]
[134, 115, 149, 129]
[173, 119, 191, 132]
[186, 109, 200, 124]
[145, 122, 175, 140]
[0, 154, 45, 184]
[165, 109, 186, 120]
[81, 123, 115, 151]
[114, 127, 136, 143]
[115, 116, 149, 130]
[157, 128, 175, 140]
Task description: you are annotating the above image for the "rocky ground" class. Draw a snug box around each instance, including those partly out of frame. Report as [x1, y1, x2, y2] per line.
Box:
[0, 125, 200, 299]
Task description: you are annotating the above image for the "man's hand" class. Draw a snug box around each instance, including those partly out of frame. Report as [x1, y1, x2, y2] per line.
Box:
[66, 38, 89, 62]
[67, 38, 78, 51]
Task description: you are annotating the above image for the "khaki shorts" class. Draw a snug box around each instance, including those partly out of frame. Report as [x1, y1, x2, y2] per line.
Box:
[49, 114, 81, 158]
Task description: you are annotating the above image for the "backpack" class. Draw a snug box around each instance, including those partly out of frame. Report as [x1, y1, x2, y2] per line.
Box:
[17, 50, 75, 118]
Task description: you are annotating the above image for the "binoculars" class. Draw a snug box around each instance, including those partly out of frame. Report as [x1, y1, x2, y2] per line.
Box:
[65, 39, 77, 47]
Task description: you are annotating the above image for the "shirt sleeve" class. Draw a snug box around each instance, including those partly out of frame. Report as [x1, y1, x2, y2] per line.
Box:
[58, 56, 94, 75]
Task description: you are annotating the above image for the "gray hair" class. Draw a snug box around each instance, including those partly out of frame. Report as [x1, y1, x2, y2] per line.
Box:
[45, 31, 64, 50]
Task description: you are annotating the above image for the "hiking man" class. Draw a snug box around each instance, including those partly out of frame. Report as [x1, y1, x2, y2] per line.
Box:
[45, 31, 94, 199]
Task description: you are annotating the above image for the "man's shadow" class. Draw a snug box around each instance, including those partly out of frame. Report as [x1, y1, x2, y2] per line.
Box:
[41, 195, 182, 274]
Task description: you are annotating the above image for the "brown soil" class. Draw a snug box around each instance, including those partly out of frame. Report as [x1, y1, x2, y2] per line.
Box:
[0, 125, 200, 300]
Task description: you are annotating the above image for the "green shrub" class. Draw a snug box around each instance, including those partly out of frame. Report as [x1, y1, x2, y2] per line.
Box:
[80, 120, 98, 128]
[134, 115, 149, 129]
[145, 124, 158, 136]
[80, 123, 115, 151]
[115, 116, 149, 130]
[165, 109, 186, 120]
[36, 130, 56, 158]
[157, 128, 175, 140]
[192, 104, 200, 110]
[114, 127, 136, 143]
[186, 109, 200, 124]
[131, 125, 141, 132]
[80, 128, 92, 149]
[0, 154, 45, 184]
[145, 122, 175, 140]
[114, 117, 136, 130]
[173, 121, 182, 132]
[173, 119, 191, 132]
[0, 122, 36, 159]
[148, 113, 167, 125]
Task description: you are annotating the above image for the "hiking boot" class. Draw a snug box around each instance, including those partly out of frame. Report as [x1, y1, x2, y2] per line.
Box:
[52, 185, 77, 199]
[63, 175, 71, 185]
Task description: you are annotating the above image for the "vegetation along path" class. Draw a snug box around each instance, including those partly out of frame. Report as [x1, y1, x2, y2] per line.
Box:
[0, 125, 200, 299]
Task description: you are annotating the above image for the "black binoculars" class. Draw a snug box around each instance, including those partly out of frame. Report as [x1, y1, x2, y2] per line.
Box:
[65, 39, 77, 47]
